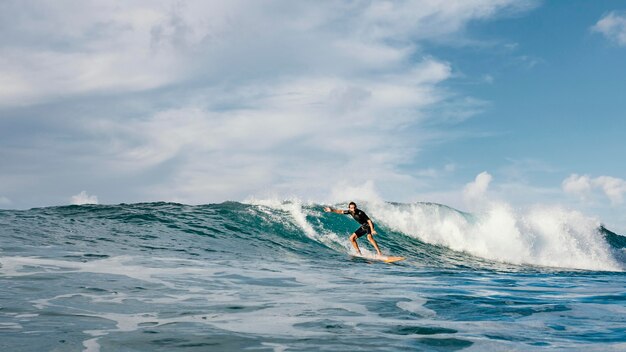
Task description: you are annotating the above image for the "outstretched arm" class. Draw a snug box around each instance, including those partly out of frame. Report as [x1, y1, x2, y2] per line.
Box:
[324, 207, 346, 214]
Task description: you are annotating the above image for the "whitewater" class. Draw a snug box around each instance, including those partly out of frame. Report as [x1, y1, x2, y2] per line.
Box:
[1, 200, 625, 351]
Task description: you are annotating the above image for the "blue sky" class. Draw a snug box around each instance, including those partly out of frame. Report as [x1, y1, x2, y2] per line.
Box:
[1, 1, 625, 231]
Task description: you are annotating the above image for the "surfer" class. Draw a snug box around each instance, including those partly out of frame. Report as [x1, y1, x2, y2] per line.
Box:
[324, 202, 382, 256]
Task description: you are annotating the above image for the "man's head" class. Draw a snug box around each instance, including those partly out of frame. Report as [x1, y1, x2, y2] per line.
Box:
[348, 202, 357, 212]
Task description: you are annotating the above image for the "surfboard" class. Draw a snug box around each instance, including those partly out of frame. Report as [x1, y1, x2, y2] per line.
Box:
[354, 254, 406, 263]
[380, 256, 405, 263]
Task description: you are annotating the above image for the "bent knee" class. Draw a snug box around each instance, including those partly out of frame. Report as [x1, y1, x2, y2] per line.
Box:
[349, 234, 358, 241]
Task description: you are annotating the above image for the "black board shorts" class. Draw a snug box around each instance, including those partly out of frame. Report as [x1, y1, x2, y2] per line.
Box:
[354, 224, 372, 238]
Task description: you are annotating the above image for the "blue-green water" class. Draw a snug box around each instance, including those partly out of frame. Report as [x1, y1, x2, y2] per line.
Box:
[1, 201, 625, 351]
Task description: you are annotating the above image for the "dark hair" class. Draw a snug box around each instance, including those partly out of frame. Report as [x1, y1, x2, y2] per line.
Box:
[349, 202, 357, 208]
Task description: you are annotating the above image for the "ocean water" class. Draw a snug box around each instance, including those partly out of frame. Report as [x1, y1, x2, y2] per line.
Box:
[1, 200, 625, 352]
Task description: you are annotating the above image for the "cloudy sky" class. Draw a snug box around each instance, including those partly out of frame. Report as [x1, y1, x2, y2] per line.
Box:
[1, 1, 625, 231]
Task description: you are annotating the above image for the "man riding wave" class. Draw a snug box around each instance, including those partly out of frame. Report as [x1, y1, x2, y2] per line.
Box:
[324, 202, 382, 256]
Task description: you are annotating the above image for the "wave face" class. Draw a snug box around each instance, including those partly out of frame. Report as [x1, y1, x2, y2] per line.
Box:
[1, 201, 625, 351]
[248, 199, 624, 272]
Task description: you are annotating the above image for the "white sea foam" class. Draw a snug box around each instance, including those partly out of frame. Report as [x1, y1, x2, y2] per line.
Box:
[4, 254, 361, 346]
[396, 296, 437, 318]
[0, 322, 23, 330]
[368, 201, 622, 271]
[0, 255, 221, 287]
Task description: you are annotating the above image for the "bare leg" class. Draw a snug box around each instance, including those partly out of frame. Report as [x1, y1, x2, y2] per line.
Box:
[349, 233, 361, 255]
[367, 234, 382, 256]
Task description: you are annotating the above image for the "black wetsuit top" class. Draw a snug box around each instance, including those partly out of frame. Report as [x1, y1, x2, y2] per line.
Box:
[343, 209, 371, 226]
[343, 209, 372, 238]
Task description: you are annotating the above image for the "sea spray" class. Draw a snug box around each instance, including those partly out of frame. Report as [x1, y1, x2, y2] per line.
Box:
[367, 201, 622, 271]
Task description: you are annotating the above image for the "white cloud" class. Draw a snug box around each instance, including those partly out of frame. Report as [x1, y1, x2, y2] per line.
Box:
[71, 191, 99, 205]
[0, 0, 535, 106]
[87, 59, 454, 203]
[329, 180, 384, 205]
[563, 174, 626, 205]
[593, 176, 626, 205]
[0, 0, 538, 206]
[464, 171, 493, 201]
[592, 11, 626, 46]
[562, 174, 593, 197]
[0, 3, 182, 105]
